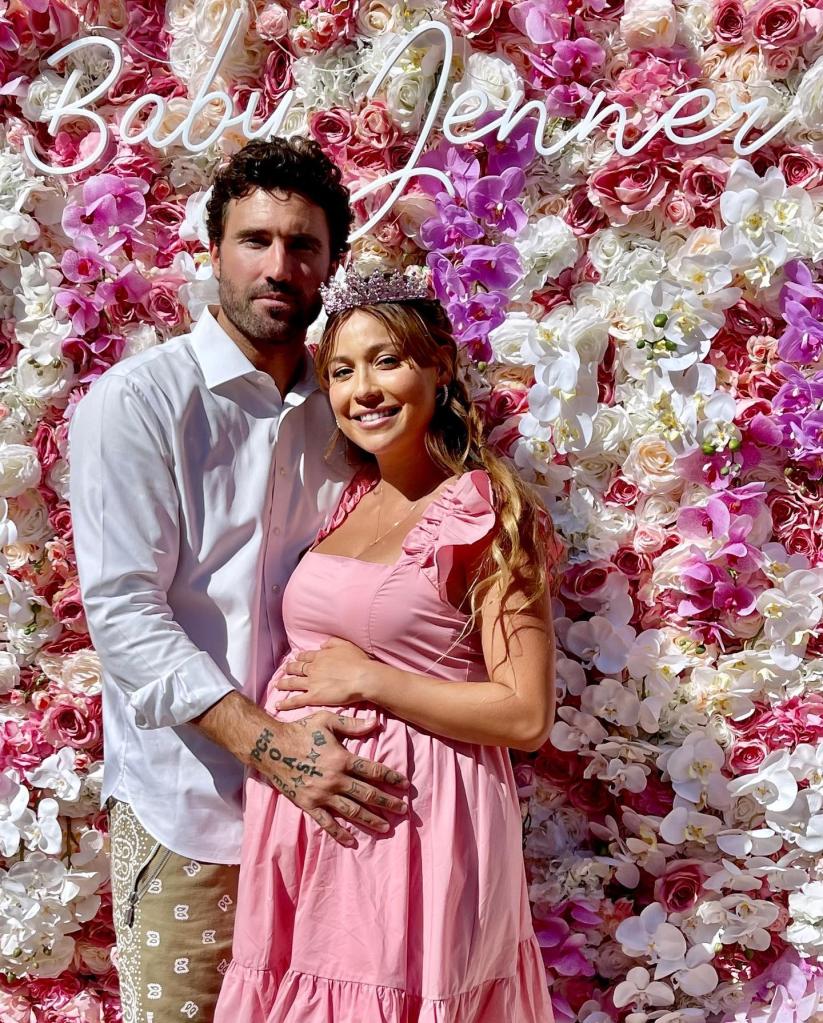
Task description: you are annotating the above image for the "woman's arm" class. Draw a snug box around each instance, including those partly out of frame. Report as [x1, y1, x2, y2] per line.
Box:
[276, 584, 556, 752]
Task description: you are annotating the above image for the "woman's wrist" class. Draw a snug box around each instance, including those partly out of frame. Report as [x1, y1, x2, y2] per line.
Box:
[360, 661, 391, 704]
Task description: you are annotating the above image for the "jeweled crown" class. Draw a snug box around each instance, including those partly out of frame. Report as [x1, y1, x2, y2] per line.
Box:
[320, 265, 431, 316]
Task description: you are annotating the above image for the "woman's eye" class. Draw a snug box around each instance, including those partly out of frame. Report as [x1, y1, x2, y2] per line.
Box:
[331, 368, 351, 380]
[378, 356, 399, 368]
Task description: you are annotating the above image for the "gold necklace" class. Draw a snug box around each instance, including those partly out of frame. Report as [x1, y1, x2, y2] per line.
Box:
[362, 486, 426, 553]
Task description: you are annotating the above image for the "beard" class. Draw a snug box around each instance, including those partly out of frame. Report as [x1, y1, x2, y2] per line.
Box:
[217, 274, 323, 346]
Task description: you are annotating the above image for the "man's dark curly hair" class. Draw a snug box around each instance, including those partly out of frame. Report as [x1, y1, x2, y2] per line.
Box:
[206, 138, 353, 262]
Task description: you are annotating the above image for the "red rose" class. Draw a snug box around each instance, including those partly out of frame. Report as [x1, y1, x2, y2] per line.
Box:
[564, 186, 609, 238]
[613, 546, 651, 580]
[33, 420, 62, 474]
[485, 382, 530, 425]
[48, 502, 73, 541]
[681, 156, 729, 207]
[52, 579, 87, 631]
[725, 298, 777, 338]
[727, 738, 769, 773]
[714, 0, 747, 40]
[561, 560, 615, 605]
[622, 773, 675, 815]
[752, 0, 812, 49]
[604, 476, 639, 507]
[309, 107, 355, 159]
[567, 779, 613, 819]
[654, 860, 706, 914]
[262, 46, 294, 105]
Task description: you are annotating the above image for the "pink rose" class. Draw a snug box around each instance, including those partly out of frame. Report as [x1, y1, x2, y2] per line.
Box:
[779, 149, 823, 189]
[714, 0, 747, 40]
[48, 502, 73, 541]
[29, 0, 79, 47]
[752, 0, 812, 49]
[664, 191, 695, 226]
[588, 149, 676, 225]
[681, 156, 729, 207]
[262, 46, 294, 105]
[654, 861, 706, 914]
[257, 1, 290, 40]
[447, 0, 505, 38]
[485, 382, 530, 426]
[612, 546, 651, 580]
[143, 277, 186, 333]
[765, 46, 798, 77]
[487, 418, 523, 457]
[513, 762, 536, 798]
[309, 107, 356, 156]
[355, 100, 399, 149]
[39, 694, 102, 753]
[33, 418, 63, 475]
[0, 719, 54, 773]
[561, 560, 616, 606]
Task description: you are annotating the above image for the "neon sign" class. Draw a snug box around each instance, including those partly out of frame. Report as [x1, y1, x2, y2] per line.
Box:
[23, 17, 806, 240]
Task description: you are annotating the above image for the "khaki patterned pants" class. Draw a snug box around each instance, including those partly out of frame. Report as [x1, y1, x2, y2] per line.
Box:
[109, 800, 240, 1023]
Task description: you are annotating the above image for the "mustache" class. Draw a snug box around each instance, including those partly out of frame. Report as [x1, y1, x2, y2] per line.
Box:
[249, 283, 297, 300]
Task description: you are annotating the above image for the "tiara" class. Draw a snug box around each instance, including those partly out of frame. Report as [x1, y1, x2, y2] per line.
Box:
[320, 265, 431, 316]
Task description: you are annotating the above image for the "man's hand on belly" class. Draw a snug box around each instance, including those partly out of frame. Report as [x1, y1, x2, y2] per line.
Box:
[194, 693, 409, 847]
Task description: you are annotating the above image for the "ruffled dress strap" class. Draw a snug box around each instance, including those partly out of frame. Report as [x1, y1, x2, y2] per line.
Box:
[402, 469, 497, 603]
[315, 463, 379, 544]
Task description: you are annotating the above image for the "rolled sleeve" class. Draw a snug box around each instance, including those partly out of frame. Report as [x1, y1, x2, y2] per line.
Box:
[69, 373, 234, 730]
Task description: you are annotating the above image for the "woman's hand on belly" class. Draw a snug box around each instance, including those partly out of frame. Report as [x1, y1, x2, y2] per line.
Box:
[275, 638, 380, 712]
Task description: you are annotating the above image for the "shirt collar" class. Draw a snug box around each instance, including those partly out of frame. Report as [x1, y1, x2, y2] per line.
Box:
[190, 306, 320, 400]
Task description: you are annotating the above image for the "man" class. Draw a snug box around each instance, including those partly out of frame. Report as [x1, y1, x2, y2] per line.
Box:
[69, 138, 408, 1023]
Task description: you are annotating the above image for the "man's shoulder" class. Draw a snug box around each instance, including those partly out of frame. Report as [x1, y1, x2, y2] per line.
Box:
[81, 335, 201, 405]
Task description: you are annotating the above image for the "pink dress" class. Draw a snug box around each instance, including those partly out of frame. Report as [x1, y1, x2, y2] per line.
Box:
[215, 469, 553, 1023]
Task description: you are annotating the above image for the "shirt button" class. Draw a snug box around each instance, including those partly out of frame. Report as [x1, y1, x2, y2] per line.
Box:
[273, 527, 281, 535]
[272, 584, 281, 594]
[279, 467, 287, 476]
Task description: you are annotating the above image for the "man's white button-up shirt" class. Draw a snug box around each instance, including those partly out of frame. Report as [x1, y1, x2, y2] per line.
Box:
[69, 308, 349, 862]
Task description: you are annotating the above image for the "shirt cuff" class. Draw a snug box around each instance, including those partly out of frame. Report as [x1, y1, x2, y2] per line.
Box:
[128, 650, 236, 729]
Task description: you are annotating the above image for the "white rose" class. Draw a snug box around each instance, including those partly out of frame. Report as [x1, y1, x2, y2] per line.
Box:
[357, 0, 398, 35]
[514, 216, 580, 301]
[0, 444, 41, 498]
[622, 435, 683, 494]
[47, 459, 70, 501]
[192, 0, 252, 52]
[620, 0, 677, 49]
[20, 72, 80, 124]
[0, 651, 20, 694]
[0, 211, 39, 249]
[591, 406, 633, 455]
[588, 229, 628, 279]
[488, 312, 538, 366]
[793, 55, 823, 132]
[15, 353, 75, 404]
[166, 0, 195, 32]
[7, 491, 50, 546]
[278, 101, 310, 139]
[38, 649, 103, 696]
[571, 452, 617, 490]
[452, 52, 522, 109]
[386, 68, 432, 132]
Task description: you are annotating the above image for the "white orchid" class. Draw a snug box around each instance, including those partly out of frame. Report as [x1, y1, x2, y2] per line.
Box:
[659, 807, 722, 846]
[26, 748, 82, 804]
[662, 731, 729, 809]
[551, 707, 608, 752]
[614, 967, 675, 1009]
[581, 677, 642, 727]
[786, 881, 823, 958]
[616, 903, 688, 970]
[562, 616, 636, 674]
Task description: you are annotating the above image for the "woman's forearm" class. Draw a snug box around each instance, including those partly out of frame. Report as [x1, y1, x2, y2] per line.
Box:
[363, 663, 551, 751]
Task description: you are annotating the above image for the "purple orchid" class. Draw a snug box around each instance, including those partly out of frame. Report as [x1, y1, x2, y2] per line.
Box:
[61, 242, 115, 285]
[55, 287, 104, 335]
[96, 264, 152, 308]
[465, 168, 528, 236]
[485, 116, 539, 176]
[447, 290, 508, 357]
[777, 261, 823, 365]
[417, 146, 481, 200]
[533, 917, 595, 976]
[62, 173, 149, 249]
[509, 0, 571, 44]
[549, 38, 606, 78]
[458, 243, 522, 292]
[427, 252, 469, 309]
[419, 196, 483, 254]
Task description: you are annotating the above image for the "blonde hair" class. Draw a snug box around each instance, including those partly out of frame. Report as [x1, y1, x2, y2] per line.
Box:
[315, 300, 559, 620]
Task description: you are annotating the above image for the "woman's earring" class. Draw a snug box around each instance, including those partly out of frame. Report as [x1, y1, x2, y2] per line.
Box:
[437, 385, 449, 407]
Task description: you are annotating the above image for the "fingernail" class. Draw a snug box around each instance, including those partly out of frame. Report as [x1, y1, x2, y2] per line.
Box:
[378, 822, 390, 832]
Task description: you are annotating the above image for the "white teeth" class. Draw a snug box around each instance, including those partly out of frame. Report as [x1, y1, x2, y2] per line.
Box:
[357, 409, 397, 423]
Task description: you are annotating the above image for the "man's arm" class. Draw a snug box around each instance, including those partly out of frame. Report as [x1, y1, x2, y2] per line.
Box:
[194, 692, 408, 847]
[69, 374, 408, 844]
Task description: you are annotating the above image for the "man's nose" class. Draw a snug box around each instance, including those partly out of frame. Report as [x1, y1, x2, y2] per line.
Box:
[263, 240, 289, 281]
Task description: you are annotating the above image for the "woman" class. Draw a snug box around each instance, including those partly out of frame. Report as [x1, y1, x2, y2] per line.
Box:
[215, 268, 557, 1022]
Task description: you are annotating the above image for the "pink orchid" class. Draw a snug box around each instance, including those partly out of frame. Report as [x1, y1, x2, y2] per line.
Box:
[55, 287, 105, 336]
[62, 174, 149, 249]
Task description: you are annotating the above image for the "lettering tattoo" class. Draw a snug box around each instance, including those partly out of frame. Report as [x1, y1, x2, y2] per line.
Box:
[312, 730, 327, 747]
[250, 728, 273, 763]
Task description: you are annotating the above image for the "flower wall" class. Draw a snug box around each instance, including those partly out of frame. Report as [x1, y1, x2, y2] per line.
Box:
[1, 0, 823, 1019]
